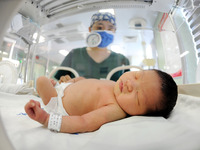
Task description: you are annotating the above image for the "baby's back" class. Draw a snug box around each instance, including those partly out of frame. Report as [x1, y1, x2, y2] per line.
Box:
[62, 79, 116, 115]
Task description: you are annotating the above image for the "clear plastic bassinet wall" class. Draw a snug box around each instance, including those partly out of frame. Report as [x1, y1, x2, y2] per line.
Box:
[0, 0, 199, 86]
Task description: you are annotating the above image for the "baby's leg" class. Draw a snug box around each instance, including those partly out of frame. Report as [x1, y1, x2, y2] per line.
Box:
[36, 76, 57, 105]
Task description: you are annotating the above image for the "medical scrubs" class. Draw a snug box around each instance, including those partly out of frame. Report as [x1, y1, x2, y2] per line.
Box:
[54, 47, 130, 81]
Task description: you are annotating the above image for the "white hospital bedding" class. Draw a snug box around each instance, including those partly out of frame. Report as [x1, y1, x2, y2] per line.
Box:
[0, 91, 200, 150]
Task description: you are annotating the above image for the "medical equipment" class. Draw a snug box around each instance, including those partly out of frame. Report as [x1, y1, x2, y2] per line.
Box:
[48, 66, 79, 79]
[49, 65, 142, 80]
[0, 61, 18, 84]
[106, 65, 143, 80]
[89, 31, 114, 48]
[48, 113, 62, 132]
[0, 61, 35, 95]
[1, 0, 200, 149]
[86, 32, 102, 47]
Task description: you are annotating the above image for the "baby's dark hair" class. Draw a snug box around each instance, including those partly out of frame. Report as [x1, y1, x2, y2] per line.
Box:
[146, 69, 178, 118]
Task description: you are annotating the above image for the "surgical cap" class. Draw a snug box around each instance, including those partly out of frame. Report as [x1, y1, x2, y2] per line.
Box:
[90, 12, 116, 27]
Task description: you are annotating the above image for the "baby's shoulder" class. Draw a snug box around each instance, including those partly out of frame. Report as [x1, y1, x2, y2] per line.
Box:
[105, 102, 127, 119]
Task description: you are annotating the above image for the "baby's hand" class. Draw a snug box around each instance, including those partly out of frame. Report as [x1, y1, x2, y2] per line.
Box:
[24, 100, 48, 125]
[59, 75, 72, 84]
[50, 79, 57, 86]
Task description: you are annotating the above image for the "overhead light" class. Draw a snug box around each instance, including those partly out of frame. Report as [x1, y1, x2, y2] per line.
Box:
[99, 9, 115, 15]
[33, 32, 38, 40]
[33, 32, 45, 43]
[180, 51, 189, 58]
[1, 52, 8, 55]
[146, 44, 153, 58]
[59, 49, 69, 56]
[39, 36, 45, 43]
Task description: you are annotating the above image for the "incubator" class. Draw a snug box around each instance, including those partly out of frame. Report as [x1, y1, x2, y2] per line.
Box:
[0, 0, 200, 150]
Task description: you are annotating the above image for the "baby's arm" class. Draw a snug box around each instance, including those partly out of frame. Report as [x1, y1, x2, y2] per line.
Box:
[59, 104, 126, 133]
[25, 101, 126, 133]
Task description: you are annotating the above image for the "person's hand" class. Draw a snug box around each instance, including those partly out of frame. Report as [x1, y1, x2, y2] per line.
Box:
[59, 75, 72, 84]
[24, 100, 48, 125]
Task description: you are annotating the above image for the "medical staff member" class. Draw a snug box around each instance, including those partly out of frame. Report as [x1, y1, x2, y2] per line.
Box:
[54, 12, 130, 81]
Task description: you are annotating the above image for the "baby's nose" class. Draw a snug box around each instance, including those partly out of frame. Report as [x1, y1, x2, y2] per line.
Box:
[126, 80, 134, 92]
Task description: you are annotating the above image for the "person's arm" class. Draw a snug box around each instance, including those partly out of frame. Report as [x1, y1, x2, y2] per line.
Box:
[25, 100, 126, 133]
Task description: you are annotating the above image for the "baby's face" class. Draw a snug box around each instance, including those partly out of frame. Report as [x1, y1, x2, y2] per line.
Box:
[114, 70, 162, 116]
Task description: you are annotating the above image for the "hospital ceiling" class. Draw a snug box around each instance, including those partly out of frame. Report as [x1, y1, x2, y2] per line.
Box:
[19, 0, 174, 23]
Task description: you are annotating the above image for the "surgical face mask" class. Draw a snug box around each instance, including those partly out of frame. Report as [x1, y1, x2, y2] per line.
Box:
[86, 30, 114, 48]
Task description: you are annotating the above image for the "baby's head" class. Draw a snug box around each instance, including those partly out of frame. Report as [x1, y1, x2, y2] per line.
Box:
[145, 69, 178, 118]
[114, 69, 178, 119]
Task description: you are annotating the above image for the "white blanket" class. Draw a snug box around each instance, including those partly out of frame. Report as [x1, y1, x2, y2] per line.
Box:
[0, 82, 35, 95]
[0, 92, 200, 150]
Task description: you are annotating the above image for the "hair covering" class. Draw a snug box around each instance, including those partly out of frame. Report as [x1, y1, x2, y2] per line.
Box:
[90, 12, 116, 27]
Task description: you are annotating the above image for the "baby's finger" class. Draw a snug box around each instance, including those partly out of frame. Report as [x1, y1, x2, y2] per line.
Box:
[35, 101, 41, 108]
[58, 79, 61, 84]
[24, 100, 34, 111]
[63, 77, 68, 82]
[60, 76, 65, 80]
[24, 101, 36, 118]
[65, 75, 71, 79]
[29, 99, 36, 107]
[65, 75, 71, 80]
[50, 79, 56, 85]
[59, 76, 65, 83]
[62, 77, 68, 82]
